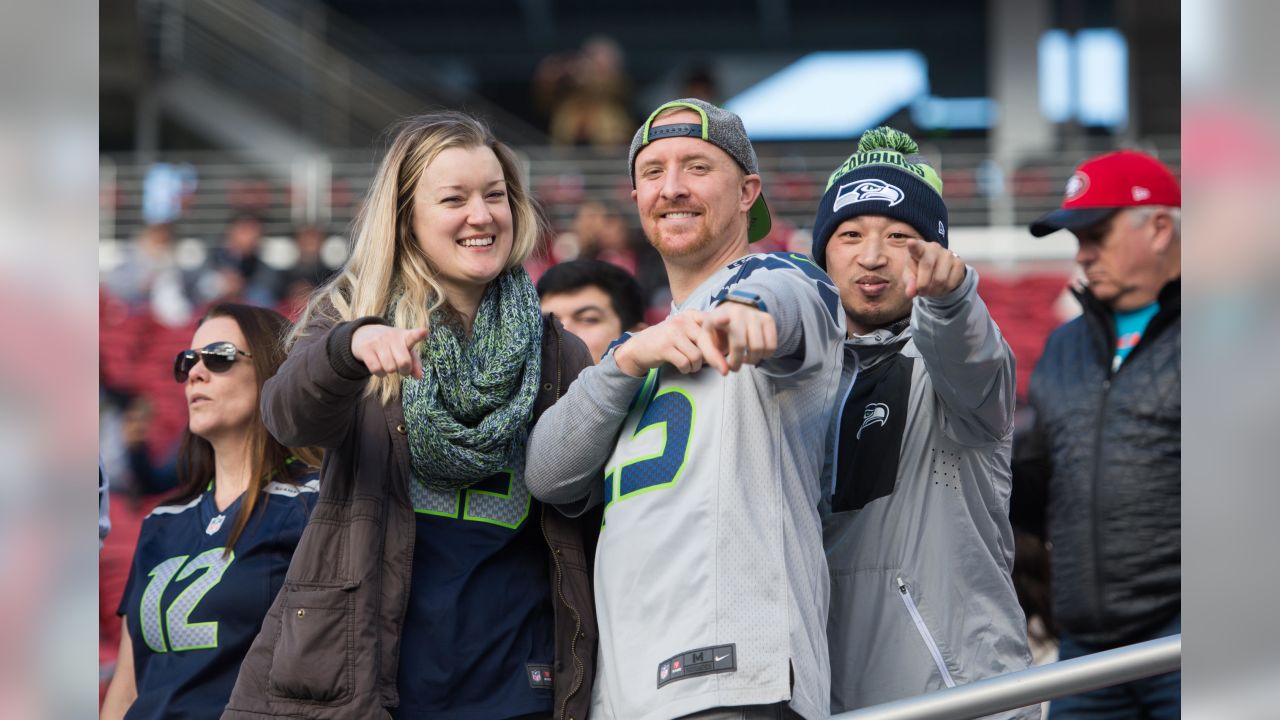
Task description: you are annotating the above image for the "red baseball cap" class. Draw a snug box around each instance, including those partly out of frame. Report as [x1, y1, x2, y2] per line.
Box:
[1029, 150, 1181, 237]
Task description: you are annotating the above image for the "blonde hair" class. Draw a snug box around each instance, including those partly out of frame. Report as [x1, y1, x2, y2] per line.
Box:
[292, 111, 545, 403]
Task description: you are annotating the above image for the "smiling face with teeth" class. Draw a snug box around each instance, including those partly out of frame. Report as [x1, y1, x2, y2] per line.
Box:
[411, 144, 514, 310]
[631, 110, 760, 276]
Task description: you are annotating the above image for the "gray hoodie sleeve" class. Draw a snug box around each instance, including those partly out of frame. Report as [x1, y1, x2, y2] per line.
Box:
[524, 351, 646, 506]
[910, 266, 1016, 445]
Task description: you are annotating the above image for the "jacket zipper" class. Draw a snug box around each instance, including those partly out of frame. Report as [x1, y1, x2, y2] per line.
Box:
[543, 499, 584, 719]
[544, 326, 584, 720]
[1088, 376, 1111, 630]
[1078, 284, 1176, 635]
[896, 577, 956, 688]
[829, 349, 860, 501]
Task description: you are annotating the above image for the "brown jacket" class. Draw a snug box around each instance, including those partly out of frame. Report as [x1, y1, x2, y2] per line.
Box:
[223, 312, 598, 720]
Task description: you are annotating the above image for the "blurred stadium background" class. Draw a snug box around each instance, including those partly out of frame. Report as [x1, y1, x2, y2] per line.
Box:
[97, 0, 1180, 707]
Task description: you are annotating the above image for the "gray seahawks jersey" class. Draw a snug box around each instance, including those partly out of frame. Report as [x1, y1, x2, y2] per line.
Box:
[579, 253, 845, 720]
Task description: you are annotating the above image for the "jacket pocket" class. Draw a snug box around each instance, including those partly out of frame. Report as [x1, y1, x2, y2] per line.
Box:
[895, 576, 957, 688]
[268, 583, 357, 703]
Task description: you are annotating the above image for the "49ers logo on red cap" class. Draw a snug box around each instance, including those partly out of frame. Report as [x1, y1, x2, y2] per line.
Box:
[1064, 171, 1090, 201]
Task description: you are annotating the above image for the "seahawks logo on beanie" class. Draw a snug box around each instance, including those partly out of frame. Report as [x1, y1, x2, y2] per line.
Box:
[833, 179, 906, 210]
[811, 127, 949, 269]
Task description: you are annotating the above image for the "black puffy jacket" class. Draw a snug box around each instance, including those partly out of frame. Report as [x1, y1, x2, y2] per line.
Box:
[1017, 279, 1180, 648]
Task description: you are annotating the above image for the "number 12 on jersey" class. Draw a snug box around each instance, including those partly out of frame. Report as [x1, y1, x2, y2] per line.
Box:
[603, 369, 697, 516]
[140, 548, 235, 653]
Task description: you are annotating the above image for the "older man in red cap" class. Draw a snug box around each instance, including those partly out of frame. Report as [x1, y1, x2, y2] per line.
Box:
[1017, 150, 1181, 719]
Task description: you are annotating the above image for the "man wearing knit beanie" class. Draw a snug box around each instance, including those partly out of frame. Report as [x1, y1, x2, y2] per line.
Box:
[816, 127, 1036, 716]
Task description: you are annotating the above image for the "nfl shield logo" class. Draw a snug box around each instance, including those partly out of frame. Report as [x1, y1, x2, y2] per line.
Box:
[660, 663, 669, 681]
[531, 670, 542, 682]
[206, 514, 225, 535]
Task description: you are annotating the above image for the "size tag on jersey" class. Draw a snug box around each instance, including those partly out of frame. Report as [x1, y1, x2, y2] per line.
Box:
[656, 644, 736, 688]
[527, 663, 554, 689]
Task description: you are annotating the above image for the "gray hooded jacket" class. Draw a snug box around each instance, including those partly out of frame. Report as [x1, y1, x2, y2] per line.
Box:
[821, 267, 1035, 717]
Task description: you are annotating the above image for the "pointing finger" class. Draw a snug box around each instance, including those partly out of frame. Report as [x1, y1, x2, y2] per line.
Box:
[914, 243, 938, 296]
[405, 327, 429, 349]
[675, 333, 707, 374]
[906, 237, 927, 262]
[696, 324, 729, 375]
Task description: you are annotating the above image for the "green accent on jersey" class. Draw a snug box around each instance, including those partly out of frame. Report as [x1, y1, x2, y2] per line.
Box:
[462, 469, 531, 530]
[413, 469, 530, 530]
[618, 387, 696, 501]
[788, 252, 819, 267]
[141, 555, 189, 654]
[604, 380, 697, 518]
[413, 489, 461, 519]
[166, 547, 236, 652]
[629, 368, 660, 413]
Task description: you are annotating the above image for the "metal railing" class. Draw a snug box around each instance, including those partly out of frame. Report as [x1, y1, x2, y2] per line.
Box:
[98, 137, 1180, 244]
[833, 634, 1181, 720]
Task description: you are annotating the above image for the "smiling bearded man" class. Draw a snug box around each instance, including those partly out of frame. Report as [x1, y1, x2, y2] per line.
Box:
[522, 98, 847, 720]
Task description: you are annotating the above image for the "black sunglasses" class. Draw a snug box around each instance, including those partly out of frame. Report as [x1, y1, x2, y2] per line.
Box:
[174, 342, 253, 383]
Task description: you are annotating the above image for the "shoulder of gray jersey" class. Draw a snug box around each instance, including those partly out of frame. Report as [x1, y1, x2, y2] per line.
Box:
[711, 251, 844, 331]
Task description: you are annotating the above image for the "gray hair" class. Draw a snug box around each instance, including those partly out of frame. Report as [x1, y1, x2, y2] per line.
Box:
[1127, 206, 1181, 240]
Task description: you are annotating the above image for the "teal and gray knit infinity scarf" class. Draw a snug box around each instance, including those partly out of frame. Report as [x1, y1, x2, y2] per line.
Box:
[401, 268, 543, 491]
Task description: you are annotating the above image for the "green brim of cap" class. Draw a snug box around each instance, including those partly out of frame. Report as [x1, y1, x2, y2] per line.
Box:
[748, 194, 772, 243]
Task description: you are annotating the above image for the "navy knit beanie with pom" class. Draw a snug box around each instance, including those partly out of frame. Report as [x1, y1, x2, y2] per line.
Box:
[811, 127, 948, 269]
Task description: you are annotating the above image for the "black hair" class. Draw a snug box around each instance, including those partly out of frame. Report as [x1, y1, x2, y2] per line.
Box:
[536, 259, 645, 331]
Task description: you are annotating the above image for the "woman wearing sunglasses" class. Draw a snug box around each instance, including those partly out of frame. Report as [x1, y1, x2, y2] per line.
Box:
[222, 112, 597, 720]
[101, 303, 321, 720]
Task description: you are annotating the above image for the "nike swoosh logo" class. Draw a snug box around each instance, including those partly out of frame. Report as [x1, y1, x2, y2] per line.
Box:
[714, 654, 730, 663]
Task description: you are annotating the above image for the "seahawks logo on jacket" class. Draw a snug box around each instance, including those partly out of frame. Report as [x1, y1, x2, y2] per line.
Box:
[833, 356, 912, 513]
[858, 403, 890, 440]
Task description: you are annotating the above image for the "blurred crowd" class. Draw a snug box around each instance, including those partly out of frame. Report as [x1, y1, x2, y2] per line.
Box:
[97, 198, 1069, 506]
[100, 81, 1182, 717]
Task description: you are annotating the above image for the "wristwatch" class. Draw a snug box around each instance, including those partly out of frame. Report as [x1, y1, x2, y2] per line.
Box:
[717, 289, 769, 313]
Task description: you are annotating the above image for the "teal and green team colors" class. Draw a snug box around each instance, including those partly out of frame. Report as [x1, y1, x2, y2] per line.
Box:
[394, 460, 558, 719]
[527, 252, 846, 720]
[118, 472, 317, 720]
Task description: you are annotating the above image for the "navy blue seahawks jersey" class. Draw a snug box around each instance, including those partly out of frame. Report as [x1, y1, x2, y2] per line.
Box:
[118, 474, 318, 720]
[395, 467, 555, 720]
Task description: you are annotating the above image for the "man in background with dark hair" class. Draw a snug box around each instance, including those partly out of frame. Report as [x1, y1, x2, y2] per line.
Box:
[538, 259, 647, 362]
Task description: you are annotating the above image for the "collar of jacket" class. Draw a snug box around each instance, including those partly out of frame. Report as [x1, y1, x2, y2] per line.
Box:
[1072, 277, 1181, 364]
[844, 316, 912, 371]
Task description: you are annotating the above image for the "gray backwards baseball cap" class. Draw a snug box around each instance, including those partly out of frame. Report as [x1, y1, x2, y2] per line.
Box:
[628, 98, 773, 243]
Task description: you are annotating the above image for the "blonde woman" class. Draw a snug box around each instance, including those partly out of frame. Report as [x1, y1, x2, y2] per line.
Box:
[222, 112, 597, 720]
